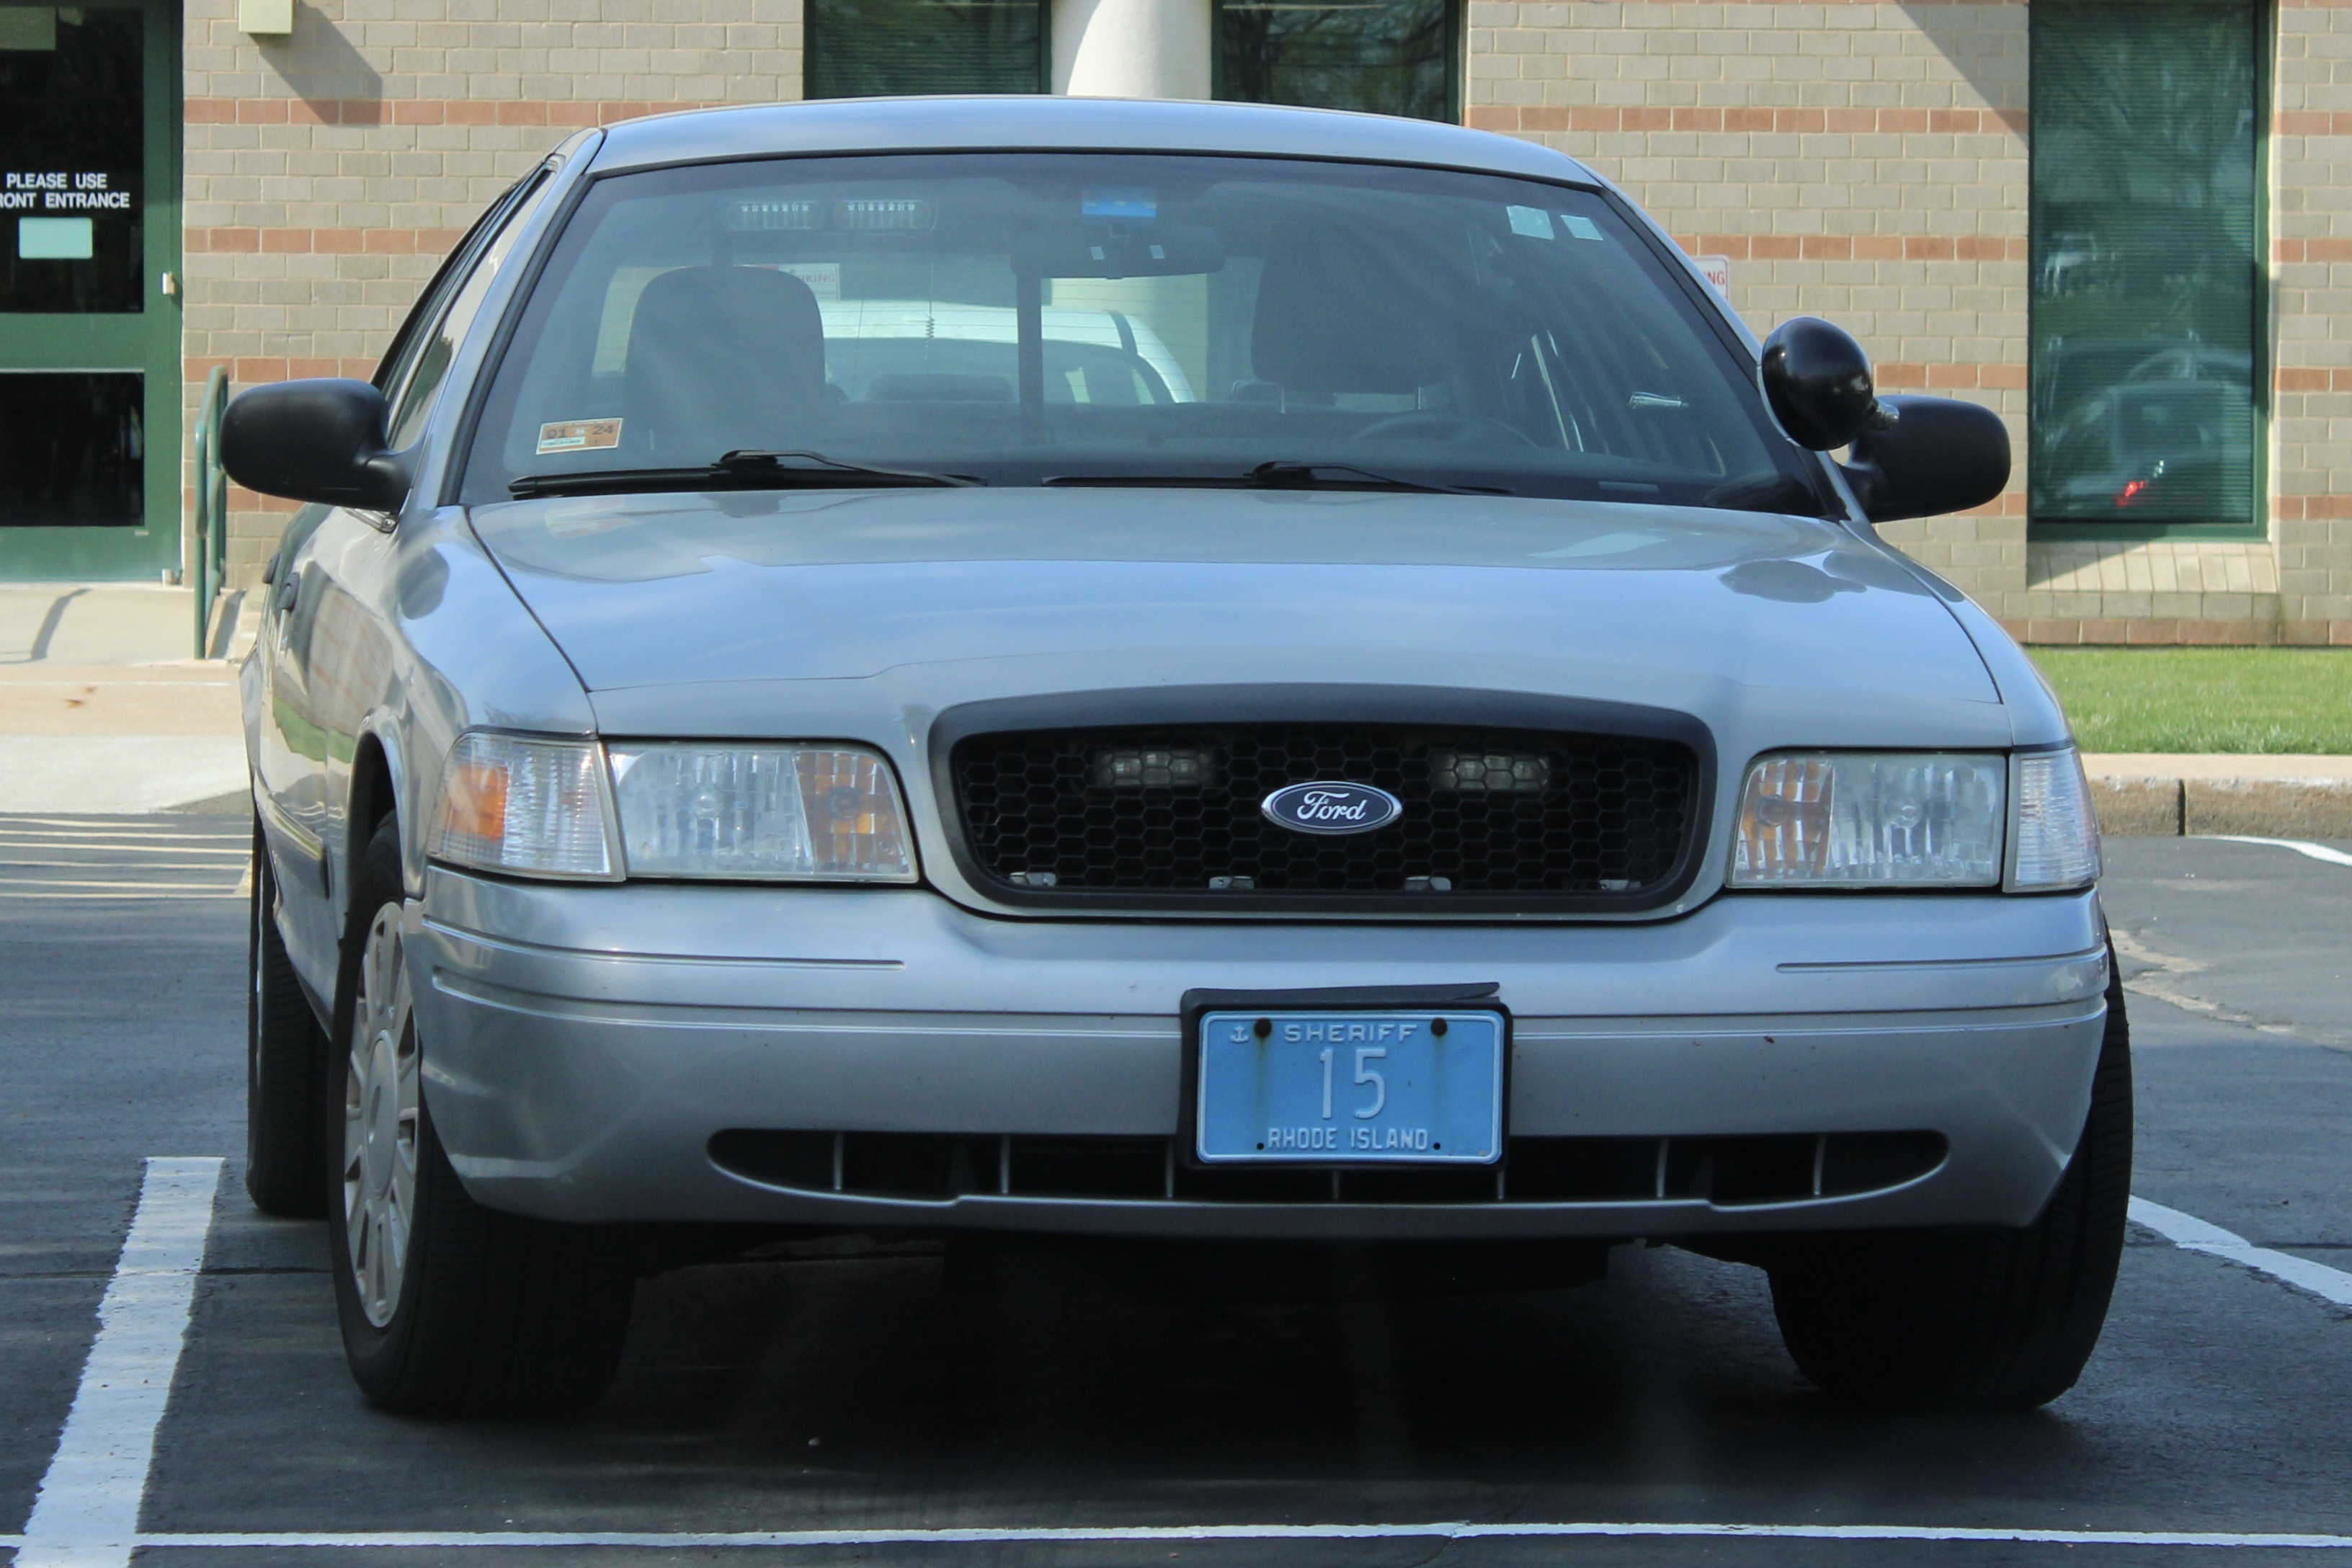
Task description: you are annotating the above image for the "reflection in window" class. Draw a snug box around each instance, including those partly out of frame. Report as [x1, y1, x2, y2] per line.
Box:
[385, 175, 555, 450]
[0, 6, 144, 313]
[2029, 0, 2259, 531]
[804, 0, 1046, 97]
[1214, 0, 1457, 123]
[0, 373, 143, 527]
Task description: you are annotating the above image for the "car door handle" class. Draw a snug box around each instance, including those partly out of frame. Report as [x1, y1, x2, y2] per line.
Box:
[276, 571, 300, 612]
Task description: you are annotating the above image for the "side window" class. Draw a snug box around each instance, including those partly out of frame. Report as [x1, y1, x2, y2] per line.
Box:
[383, 172, 555, 451]
[373, 182, 525, 398]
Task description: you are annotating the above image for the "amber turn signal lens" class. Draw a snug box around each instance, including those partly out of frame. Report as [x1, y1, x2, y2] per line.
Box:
[427, 733, 615, 880]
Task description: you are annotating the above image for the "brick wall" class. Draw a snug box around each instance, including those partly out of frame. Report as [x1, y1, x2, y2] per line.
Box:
[2268, 0, 2352, 641]
[182, 0, 803, 582]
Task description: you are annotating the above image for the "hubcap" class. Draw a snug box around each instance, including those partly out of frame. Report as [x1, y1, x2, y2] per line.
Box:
[342, 902, 417, 1329]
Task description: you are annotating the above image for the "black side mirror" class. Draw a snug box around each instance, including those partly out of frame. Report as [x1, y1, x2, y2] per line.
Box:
[1760, 316, 1881, 450]
[220, 379, 411, 512]
[1843, 395, 2012, 524]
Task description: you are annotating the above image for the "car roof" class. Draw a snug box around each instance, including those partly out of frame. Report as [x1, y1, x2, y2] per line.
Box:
[585, 95, 1600, 186]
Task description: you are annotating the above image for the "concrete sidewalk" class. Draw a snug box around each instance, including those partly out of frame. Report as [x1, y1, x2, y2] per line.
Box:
[1, 586, 250, 814]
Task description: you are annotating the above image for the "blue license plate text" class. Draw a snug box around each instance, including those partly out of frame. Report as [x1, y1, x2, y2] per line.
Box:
[1195, 1009, 1504, 1164]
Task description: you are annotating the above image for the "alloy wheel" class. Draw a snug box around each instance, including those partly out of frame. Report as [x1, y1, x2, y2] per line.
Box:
[342, 901, 418, 1328]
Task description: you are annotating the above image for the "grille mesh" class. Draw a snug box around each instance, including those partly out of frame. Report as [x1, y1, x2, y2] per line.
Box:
[949, 725, 1697, 902]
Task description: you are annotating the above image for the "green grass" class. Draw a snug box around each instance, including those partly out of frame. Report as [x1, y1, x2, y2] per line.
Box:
[2027, 648, 2352, 754]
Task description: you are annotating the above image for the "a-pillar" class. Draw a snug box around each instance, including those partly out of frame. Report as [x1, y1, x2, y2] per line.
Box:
[1048, 0, 1211, 99]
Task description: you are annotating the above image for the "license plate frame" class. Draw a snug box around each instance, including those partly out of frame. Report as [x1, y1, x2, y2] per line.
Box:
[1180, 984, 1510, 1168]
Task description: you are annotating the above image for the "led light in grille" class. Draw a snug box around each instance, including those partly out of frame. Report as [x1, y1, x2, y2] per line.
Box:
[2008, 747, 2101, 891]
[1087, 747, 1215, 789]
[608, 743, 916, 882]
[1430, 750, 1550, 793]
[1732, 752, 2004, 887]
[429, 733, 615, 880]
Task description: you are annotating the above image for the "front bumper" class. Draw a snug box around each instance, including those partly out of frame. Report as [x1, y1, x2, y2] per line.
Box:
[411, 870, 2108, 1239]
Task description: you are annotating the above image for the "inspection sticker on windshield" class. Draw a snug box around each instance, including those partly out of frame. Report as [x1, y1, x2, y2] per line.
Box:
[1507, 205, 1556, 239]
[1195, 1010, 1505, 1165]
[537, 418, 622, 455]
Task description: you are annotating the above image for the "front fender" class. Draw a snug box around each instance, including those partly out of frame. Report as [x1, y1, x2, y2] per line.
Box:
[384, 505, 597, 897]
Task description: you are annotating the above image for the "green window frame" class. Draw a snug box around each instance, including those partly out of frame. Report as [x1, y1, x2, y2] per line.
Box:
[1212, 0, 1460, 125]
[803, 0, 1048, 99]
[2028, 0, 2269, 541]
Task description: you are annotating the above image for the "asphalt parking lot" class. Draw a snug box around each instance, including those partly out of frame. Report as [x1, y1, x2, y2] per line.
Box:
[1, 816, 2348, 1567]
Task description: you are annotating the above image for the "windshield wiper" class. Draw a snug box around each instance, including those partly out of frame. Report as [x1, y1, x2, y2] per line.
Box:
[1043, 460, 1505, 496]
[511, 449, 981, 499]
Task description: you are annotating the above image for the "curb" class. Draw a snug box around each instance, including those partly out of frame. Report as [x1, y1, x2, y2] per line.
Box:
[2085, 762, 2352, 838]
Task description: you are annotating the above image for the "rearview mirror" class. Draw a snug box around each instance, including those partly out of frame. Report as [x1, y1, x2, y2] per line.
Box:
[1011, 223, 1225, 280]
[1843, 395, 2011, 524]
[1760, 316, 1881, 450]
[220, 378, 411, 512]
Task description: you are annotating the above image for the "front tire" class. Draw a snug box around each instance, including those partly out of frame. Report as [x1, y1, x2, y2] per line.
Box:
[1765, 954, 2133, 1410]
[326, 816, 636, 1416]
[247, 814, 329, 1217]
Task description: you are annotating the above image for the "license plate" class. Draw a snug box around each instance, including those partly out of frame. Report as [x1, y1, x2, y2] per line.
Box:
[1194, 1009, 1505, 1164]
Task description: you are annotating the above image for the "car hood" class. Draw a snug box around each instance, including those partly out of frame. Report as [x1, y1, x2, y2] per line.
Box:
[466, 487, 2004, 741]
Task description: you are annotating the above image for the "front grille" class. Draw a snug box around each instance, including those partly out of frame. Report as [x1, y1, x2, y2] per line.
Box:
[707, 1131, 1950, 1206]
[948, 724, 1700, 909]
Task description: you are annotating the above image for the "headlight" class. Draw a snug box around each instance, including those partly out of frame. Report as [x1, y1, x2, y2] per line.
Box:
[428, 732, 618, 880]
[1731, 752, 2006, 887]
[2008, 747, 2101, 891]
[607, 743, 917, 882]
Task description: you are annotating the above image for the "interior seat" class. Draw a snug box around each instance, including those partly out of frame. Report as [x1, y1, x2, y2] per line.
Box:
[1249, 231, 1453, 401]
[622, 266, 826, 458]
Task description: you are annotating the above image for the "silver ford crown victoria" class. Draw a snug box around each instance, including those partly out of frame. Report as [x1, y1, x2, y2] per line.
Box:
[225, 95, 2126, 1420]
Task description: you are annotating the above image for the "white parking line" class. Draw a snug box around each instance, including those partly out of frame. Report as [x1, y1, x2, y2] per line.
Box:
[2207, 835, 2352, 870]
[2130, 1197, 2352, 1309]
[18, 1166, 2351, 1559]
[17, 1157, 222, 1568]
[84, 1522, 2352, 1549]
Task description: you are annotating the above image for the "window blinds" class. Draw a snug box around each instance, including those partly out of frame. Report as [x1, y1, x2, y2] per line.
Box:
[805, 0, 1046, 99]
[1212, 0, 1456, 124]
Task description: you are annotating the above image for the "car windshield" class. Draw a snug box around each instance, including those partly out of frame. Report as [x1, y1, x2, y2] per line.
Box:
[460, 152, 1825, 512]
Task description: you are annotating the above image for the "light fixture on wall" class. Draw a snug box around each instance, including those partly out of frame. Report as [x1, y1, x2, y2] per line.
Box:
[239, 0, 293, 36]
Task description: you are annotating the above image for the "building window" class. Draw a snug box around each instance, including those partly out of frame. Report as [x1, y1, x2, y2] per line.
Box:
[2029, 0, 2263, 537]
[805, 0, 1047, 98]
[1213, 0, 1458, 124]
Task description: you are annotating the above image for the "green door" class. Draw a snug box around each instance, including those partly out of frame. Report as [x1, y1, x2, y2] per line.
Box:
[0, 0, 179, 581]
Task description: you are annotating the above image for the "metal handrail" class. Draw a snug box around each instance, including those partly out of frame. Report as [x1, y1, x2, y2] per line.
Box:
[192, 367, 229, 658]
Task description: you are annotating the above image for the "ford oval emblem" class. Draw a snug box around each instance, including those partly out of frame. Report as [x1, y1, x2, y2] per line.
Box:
[1261, 780, 1404, 836]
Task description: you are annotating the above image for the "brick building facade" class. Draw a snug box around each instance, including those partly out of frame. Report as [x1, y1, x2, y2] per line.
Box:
[6, 0, 2339, 643]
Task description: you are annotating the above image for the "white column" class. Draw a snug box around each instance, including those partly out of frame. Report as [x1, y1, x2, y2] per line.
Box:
[1049, 0, 1211, 99]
